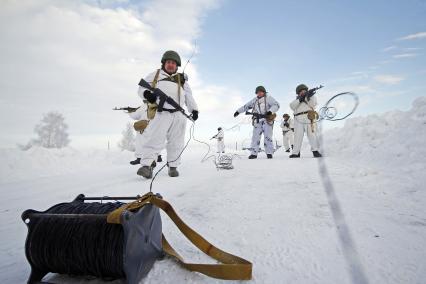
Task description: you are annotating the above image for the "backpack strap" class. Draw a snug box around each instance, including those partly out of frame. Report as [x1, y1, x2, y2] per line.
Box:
[106, 193, 252, 280]
[150, 196, 252, 280]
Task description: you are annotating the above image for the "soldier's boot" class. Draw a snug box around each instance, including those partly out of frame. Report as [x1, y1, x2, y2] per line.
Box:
[130, 158, 141, 165]
[312, 151, 322, 158]
[137, 165, 153, 179]
[168, 167, 179, 177]
[267, 154, 273, 159]
[285, 148, 290, 153]
[289, 153, 300, 158]
[248, 154, 257, 159]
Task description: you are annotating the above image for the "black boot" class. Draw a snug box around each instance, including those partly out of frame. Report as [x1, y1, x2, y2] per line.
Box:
[267, 154, 273, 159]
[137, 165, 153, 179]
[289, 153, 300, 158]
[248, 154, 257, 159]
[285, 148, 290, 153]
[312, 151, 322, 158]
[157, 155, 162, 162]
[291, 145, 294, 149]
[168, 167, 179, 177]
[130, 158, 141, 165]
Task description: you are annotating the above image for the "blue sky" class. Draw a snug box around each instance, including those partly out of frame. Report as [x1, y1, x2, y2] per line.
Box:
[0, 0, 425, 148]
[194, 0, 426, 115]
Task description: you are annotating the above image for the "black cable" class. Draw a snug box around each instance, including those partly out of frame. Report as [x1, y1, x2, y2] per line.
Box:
[294, 92, 359, 125]
[27, 201, 126, 280]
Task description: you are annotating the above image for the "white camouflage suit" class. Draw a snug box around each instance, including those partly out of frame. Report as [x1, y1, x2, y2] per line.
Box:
[280, 118, 294, 151]
[290, 95, 319, 154]
[214, 129, 225, 153]
[127, 105, 149, 159]
[137, 69, 198, 167]
[237, 95, 280, 155]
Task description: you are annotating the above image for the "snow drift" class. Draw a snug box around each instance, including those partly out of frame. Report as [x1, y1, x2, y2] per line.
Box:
[324, 96, 426, 169]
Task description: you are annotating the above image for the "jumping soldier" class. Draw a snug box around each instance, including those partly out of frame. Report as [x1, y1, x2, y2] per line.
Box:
[289, 84, 322, 158]
[280, 113, 294, 153]
[234, 86, 280, 159]
[211, 127, 225, 153]
[136, 50, 199, 178]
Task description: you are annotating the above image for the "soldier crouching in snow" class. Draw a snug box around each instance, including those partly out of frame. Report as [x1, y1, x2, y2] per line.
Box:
[136, 50, 199, 179]
[280, 113, 294, 153]
[234, 86, 280, 159]
[289, 84, 322, 158]
[126, 103, 162, 165]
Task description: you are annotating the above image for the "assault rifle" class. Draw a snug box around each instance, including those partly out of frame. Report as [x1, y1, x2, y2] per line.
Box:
[138, 78, 193, 121]
[307, 85, 324, 98]
[112, 106, 140, 112]
[298, 85, 324, 102]
[245, 111, 277, 122]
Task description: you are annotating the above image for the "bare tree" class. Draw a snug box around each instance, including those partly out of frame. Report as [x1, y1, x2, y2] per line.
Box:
[20, 111, 70, 150]
[118, 122, 135, 152]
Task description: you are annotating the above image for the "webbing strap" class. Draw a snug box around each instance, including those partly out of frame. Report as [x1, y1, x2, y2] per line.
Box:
[107, 194, 252, 280]
[152, 69, 161, 88]
[177, 73, 181, 106]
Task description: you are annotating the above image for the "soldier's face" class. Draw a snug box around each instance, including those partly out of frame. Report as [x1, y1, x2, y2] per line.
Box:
[257, 91, 265, 97]
[299, 90, 307, 96]
[164, 60, 177, 73]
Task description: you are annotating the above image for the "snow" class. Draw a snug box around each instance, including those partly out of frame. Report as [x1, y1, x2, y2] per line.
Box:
[0, 97, 425, 284]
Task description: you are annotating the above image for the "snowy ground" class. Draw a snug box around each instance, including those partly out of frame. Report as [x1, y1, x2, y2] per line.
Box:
[1, 98, 425, 284]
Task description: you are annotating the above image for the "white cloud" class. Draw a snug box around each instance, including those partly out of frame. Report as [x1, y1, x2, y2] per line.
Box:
[381, 46, 397, 52]
[397, 32, 426, 41]
[392, 53, 418, 59]
[373, 75, 405, 85]
[0, 0, 244, 147]
[403, 47, 423, 51]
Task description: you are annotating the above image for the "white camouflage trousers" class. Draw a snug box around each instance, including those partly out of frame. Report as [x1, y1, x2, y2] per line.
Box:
[292, 119, 319, 154]
[250, 119, 274, 155]
[282, 130, 294, 151]
[140, 111, 186, 167]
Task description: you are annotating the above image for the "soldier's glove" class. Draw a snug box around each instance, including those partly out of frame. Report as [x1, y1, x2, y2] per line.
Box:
[291, 128, 294, 131]
[284, 123, 289, 128]
[234, 111, 239, 117]
[266, 111, 273, 116]
[143, 90, 157, 103]
[298, 95, 305, 102]
[191, 110, 199, 121]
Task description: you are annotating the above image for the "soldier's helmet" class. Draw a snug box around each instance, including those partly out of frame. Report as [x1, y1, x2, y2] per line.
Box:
[255, 86, 267, 94]
[296, 84, 308, 94]
[161, 50, 181, 67]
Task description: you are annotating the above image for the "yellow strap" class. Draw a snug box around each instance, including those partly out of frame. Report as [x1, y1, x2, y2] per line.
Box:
[177, 73, 181, 106]
[152, 69, 160, 88]
[107, 193, 252, 280]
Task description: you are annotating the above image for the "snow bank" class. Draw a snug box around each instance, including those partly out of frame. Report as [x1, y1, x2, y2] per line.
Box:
[324, 96, 426, 170]
[0, 146, 134, 183]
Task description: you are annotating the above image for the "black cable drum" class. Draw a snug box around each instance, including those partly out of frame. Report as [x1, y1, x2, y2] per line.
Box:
[22, 196, 126, 282]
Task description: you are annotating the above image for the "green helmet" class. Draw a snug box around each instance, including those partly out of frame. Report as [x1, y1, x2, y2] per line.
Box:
[255, 86, 267, 94]
[296, 84, 308, 94]
[161, 50, 181, 67]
